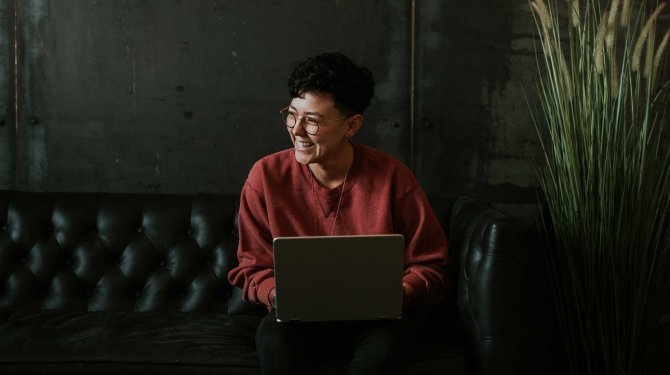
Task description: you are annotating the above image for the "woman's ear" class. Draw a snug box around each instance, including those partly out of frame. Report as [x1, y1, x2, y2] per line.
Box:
[345, 114, 364, 138]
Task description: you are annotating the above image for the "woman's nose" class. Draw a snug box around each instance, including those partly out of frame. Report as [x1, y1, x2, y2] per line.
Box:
[290, 117, 308, 136]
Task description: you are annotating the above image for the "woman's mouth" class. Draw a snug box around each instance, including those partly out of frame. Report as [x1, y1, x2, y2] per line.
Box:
[295, 140, 315, 151]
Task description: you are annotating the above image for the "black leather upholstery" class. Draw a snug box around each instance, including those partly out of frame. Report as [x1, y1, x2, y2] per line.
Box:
[0, 190, 531, 374]
[0, 191, 265, 315]
[450, 196, 528, 374]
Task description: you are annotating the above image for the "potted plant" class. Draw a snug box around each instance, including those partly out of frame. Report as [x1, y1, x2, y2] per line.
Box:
[529, 0, 670, 373]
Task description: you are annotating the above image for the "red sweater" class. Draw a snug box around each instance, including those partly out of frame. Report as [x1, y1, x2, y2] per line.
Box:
[228, 143, 449, 310]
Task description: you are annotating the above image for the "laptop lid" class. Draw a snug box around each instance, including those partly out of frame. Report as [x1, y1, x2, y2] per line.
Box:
[273, 234, 404, 322]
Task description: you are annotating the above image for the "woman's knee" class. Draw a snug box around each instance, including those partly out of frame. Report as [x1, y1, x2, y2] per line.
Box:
[256, 314, 303, 352]
[255, 315, 316, 374]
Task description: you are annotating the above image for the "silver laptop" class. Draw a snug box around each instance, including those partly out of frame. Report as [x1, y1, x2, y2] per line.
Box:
[273, 234, 404, 322]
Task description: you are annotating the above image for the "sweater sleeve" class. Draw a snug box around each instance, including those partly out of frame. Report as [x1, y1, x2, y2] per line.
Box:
[395, 184, 450, 306]
[228, 169, 276, 311]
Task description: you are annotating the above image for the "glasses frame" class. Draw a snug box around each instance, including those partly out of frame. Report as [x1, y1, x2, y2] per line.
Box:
[280, 106, 349, 135]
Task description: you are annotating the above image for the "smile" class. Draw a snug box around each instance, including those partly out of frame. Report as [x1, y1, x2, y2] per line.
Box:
[295, 140, 315, 150]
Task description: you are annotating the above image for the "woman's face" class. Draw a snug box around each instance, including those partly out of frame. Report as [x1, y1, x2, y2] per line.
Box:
[287, 91, 353, 167]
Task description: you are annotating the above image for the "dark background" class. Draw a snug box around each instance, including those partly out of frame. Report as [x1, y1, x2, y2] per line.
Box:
[0, 0, 544, 223]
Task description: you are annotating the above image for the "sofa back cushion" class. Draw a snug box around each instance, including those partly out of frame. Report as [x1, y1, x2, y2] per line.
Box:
[0, 191, 261, 314]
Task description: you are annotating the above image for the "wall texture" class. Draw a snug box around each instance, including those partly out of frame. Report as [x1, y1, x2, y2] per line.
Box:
[416, 0, 541, 202]
[1, 0, 545, 213]
[0, 0, 14, 189]
[13, 0, 413, 194]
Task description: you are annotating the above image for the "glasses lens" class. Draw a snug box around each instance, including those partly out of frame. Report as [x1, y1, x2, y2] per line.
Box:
[280, 109, 319, 135]
[281, 110, 295, 127]
[302, 119, 319, 135]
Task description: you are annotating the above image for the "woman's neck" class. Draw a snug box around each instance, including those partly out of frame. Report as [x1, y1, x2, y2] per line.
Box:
[308, 142, 354, 190]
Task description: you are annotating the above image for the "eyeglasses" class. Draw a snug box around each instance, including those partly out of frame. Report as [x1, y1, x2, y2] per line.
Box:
[280, 106, 348, 135]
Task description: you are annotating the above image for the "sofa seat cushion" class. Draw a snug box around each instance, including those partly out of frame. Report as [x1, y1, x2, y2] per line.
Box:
[0, 310, 466, 374]
[0, 310, 260, 367]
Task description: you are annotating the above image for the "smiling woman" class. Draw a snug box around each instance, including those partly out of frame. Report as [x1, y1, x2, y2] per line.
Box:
[284, 91, 358, 189]
[228, 52, 449, 375]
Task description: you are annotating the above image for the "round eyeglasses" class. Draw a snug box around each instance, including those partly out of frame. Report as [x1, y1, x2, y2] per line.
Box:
[280, 107, 349, 136]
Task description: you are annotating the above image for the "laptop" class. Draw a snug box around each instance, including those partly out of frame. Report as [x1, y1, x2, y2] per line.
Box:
[272, 234, 404, 322]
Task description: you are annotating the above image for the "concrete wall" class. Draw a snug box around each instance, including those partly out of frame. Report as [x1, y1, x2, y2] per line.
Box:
[0, 0, 15, 189]
[416, 0, 540, 202]
[1, 0, 543, 214]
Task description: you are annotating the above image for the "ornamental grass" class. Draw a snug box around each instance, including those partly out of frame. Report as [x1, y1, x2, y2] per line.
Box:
[529, 0, 670, 373]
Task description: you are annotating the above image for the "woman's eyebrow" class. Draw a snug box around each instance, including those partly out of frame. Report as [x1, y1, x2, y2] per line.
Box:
[289, 106, 324, 118]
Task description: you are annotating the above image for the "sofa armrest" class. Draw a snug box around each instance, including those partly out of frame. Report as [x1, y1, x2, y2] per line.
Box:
[450, 196, 528, 375]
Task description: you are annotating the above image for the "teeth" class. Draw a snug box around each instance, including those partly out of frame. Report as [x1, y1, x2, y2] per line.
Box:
[297, 141, 314, 149]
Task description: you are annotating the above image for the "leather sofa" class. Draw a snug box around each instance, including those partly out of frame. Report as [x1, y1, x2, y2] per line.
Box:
[0, 190, 538, 374]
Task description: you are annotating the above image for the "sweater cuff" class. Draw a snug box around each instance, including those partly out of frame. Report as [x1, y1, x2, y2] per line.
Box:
[257, 277, 276, 310]
[403, 273, 428, 305]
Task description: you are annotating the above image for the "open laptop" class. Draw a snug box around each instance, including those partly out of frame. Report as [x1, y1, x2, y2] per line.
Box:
[273, 234, 404, 322]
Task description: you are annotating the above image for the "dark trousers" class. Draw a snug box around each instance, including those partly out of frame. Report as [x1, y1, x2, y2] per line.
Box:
[256, 310, 418, 375]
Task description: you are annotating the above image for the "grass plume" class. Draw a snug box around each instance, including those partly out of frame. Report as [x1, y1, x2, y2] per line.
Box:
[621, 0, 632, 26]
[570, 0, 581, 27]
[631, 2, 666, 72]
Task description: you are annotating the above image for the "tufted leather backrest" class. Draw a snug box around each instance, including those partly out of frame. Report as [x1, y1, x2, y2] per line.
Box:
[0, 191, 264, 315]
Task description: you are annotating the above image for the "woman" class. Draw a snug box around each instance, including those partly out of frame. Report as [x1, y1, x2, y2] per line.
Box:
[228, 52, 449, 374]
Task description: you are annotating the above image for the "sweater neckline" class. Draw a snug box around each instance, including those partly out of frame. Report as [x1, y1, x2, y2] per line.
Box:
[299, 141, 360, 198]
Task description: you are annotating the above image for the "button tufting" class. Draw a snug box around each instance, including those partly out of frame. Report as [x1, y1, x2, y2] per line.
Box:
[137, 227, 144, 233]
[159, 260, 166, 266]
[2, 225, 6, 231]
[187, 228, 194, 235]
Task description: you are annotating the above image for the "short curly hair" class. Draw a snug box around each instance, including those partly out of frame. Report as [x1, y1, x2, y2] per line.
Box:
[288, 52, 375, 115]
